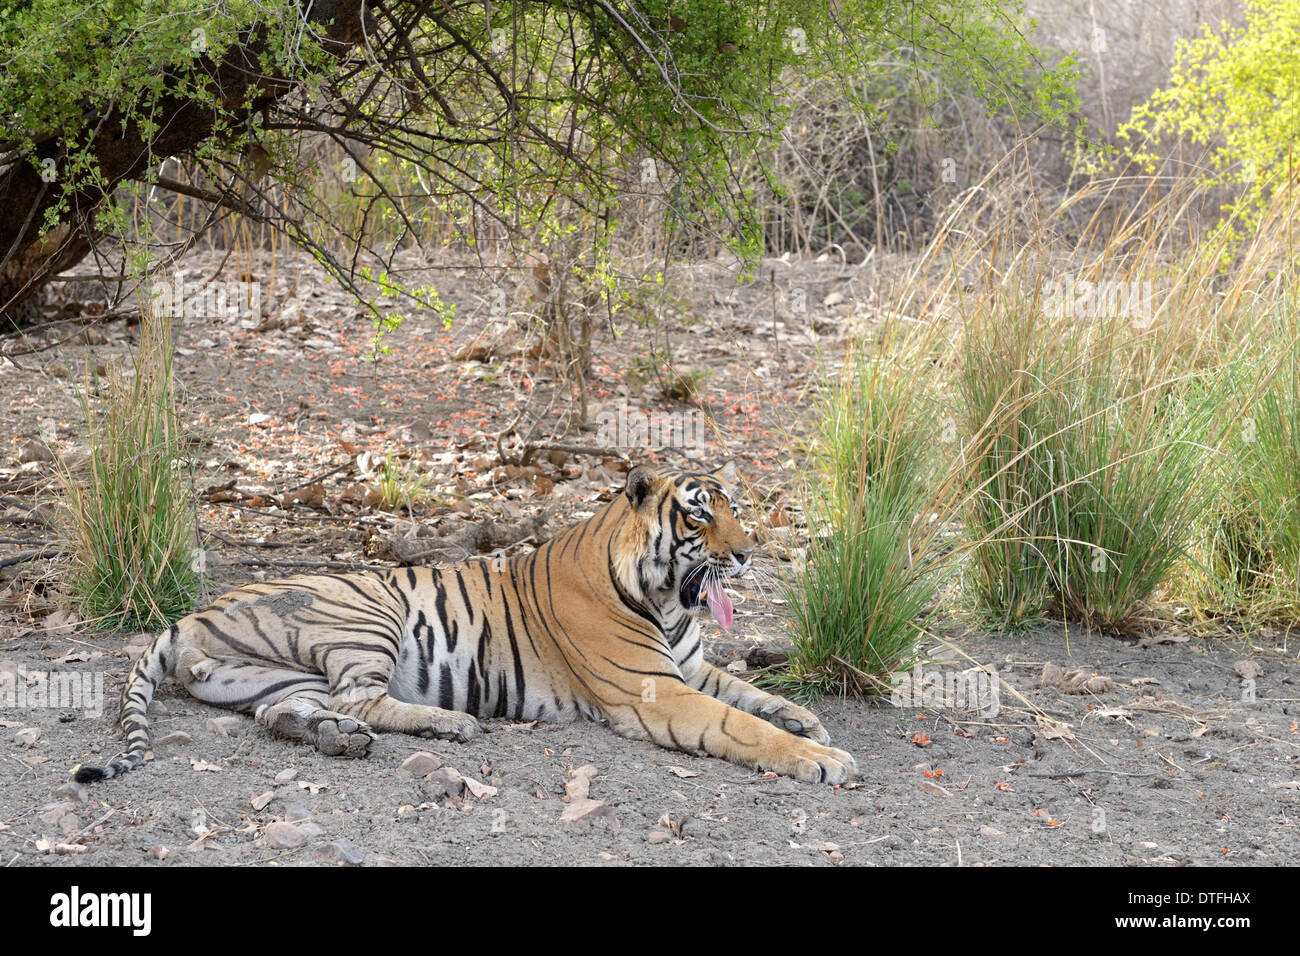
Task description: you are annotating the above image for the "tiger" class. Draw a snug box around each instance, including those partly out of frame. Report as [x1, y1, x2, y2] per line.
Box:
[74, 463, 857, 785]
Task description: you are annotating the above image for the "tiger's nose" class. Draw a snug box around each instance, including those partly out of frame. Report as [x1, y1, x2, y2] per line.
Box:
[732, 548, 754, 563]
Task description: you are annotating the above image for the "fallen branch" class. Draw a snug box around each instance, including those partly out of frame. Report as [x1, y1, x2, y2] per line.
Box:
[382, 512, 549, 565]
[1027, 769, 1157, 779]
[520, 440, 629, 466]
[216, 557, 386, 572]
[0, 546, 67, 570]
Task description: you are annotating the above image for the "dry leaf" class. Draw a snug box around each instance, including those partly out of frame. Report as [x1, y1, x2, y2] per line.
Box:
[560, 798, 618, 827]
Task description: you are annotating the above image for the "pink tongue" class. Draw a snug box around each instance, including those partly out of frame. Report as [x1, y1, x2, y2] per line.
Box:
[704, 579, 734, 630]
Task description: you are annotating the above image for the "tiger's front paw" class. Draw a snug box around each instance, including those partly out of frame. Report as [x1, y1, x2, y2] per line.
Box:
[759, 698, 831, 744]
[418, 710, 481, 743]
[787, 740, 857, 785]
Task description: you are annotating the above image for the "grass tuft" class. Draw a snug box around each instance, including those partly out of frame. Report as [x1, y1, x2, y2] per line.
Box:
[59, 307, 198, 630]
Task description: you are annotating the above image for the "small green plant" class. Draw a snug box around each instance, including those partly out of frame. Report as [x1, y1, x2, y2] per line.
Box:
[60, 306, 198, 630]
[374, 453, 432, 513]
[631, 346, 709, 404]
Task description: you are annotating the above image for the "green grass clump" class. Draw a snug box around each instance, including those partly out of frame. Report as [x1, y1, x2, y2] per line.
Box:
[961, 305, 1221, 633]
[61, 311, 198, 630]
[1178, 307, 1300, 625]
[776, 330, 944, 698]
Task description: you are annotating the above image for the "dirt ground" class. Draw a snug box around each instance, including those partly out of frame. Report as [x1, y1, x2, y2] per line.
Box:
[2, 249, 1298, 866]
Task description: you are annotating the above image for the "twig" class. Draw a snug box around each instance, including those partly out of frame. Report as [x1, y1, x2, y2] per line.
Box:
[0, 546, 66, 570]
[520, 440, 629, 466]
[217, 557, 387, 572]
[72, 807, 117, 838]
[274, 460, 354, 496]
[201, 529, 301, 549]
[1027, 769, 1156, 779]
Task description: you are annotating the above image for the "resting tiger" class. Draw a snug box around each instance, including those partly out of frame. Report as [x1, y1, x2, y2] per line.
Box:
[74, 463, 857, 785]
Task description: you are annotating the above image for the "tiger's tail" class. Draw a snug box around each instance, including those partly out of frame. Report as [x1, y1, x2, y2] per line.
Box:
[73, 625, 179, 784]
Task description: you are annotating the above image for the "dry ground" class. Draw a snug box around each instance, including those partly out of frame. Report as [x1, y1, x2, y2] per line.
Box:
[1, 249, 1297, 866]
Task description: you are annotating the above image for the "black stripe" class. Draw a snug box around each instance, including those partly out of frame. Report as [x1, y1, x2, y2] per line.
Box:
[438, 663, 454, 710]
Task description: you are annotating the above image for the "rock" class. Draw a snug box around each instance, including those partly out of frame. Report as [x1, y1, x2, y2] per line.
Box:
[979, 825, 1004, 837]
[14, 727, 41, 747]
[398, 752, 442, 777]
[52, 782, 88, 803]
[274, 767, 298, 784]
[463, 776, 498, 799]
[263, 822, 307, 849]
[206, 715, 245, 736]
[312, 840, 365, 866]
[425, 767, 464, 798]
[280, 802, 313, 823]
[148, 845, 169, 860]
[565, 764, 599, 800]
[298, 822, 326, 840]
[39, 802, 78, 825]
[1235, 659, 1263, 681]
[745, 646, 790, 668]
[647, 830, 671, 844]
[153, 731, 192, 748]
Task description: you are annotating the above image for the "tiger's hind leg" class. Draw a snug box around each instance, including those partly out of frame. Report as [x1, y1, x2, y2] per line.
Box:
[179, 656, 376, 758]
[316, 644, 481, 743]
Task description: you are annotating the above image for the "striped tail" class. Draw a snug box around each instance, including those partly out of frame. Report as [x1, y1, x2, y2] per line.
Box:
[73, 626, 178, 784]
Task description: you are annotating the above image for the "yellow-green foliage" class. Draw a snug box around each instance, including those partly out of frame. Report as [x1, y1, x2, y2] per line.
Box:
[1116, 0, 1300, 237]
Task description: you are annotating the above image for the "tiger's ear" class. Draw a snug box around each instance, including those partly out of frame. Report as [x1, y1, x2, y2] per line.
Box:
[712, 461, 737, 486]
[624, 465, 661, 510]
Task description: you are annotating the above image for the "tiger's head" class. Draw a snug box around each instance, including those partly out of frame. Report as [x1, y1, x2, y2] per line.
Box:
[615, 462, 754, 629]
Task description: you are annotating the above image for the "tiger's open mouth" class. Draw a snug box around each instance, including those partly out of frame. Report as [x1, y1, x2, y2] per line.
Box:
[679, 562, 743, 630]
